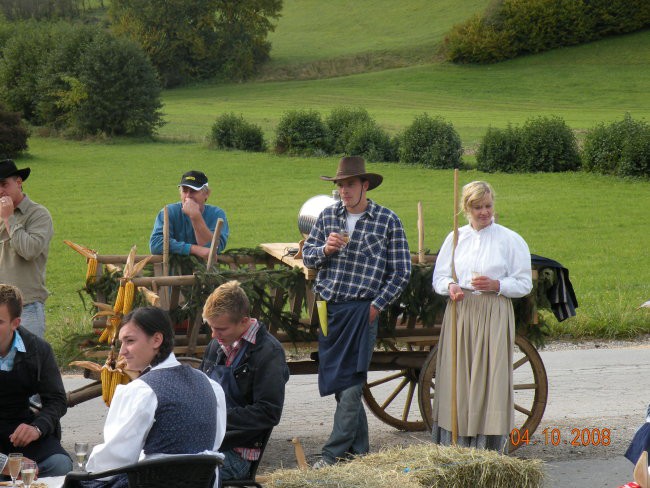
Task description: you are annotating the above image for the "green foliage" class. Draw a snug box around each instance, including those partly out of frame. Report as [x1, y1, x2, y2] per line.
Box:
[445, 0, 650, 63]
[110, 0, 282, 87]
[345, 121, 397, 163]
[67, 31, 164, 136]
[519, 115, 581, 172]
[398, 113, 462, 169]
[583, 114, 650, 178]
[0, 103, 28, 158]
[325, 106, 373, 154]
[0, 0, 82, 20]
[210, 112, 266, 152]
[476, 125, 522, 173]
[274, 109, 331, 156]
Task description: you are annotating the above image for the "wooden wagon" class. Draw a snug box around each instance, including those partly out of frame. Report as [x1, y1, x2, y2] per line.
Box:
[65, 240, 548, 453]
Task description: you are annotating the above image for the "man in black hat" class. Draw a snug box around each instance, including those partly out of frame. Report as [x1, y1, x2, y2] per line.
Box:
[0, 159, 53, 338]
[150, 170, 229, 259]
[302, 156, 412, 468]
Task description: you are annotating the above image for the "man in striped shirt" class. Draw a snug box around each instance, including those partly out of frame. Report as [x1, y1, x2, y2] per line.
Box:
[303, 156, 412, 468]
[200, 281, 289, 481]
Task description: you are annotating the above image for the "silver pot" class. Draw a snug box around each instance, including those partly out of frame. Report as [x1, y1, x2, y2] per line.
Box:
[298, 191, 339, 238]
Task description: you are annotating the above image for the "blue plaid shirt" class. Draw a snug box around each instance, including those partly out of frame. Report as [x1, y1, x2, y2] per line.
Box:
[302, 200, 411, 311]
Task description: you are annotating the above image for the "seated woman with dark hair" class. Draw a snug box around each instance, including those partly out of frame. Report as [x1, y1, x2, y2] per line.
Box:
[82, 307, 226, 488]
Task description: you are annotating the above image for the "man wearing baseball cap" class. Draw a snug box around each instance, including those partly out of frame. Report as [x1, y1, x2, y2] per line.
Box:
[150, 170, 229, 259]
[0, 159, 53, 338]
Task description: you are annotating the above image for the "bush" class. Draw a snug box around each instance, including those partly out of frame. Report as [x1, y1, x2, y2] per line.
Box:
[210, 112, 265, 152]
[0, 104, 28, 158]
[274, 110, 331, 156]
[399, 114, 463, 169]
[345, 121, 397, 163]
[583, 114, 650, 177]
[326, 107, 373, 154]
[519, 116, 580, 172]
[476, 125, 522, 173]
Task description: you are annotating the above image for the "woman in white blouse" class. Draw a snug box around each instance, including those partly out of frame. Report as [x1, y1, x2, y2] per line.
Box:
[431, 181, 532, 451]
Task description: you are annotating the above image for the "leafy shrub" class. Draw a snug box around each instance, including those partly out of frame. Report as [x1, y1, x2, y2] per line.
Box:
[345, 121, 397, 163]
[326, 107, 373, 154]
[519, 116, 580, 172]
[0, 104, 28, 158]
[476, 125, 522, 172]
[210, 112, 265, 152]
[445, 0, 650, 64]
[583, 114, 650, 177]
[399, 114, 463, 169]
[274, 110, 331, 156]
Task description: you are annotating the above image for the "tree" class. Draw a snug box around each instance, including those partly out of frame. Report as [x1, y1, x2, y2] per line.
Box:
[109, 0, 282, 87]
[0, 0, 81, 20]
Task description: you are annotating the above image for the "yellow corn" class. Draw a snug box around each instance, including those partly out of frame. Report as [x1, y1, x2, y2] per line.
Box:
[85, 258, 98, 284]
[113, 284, 125, 314]
[101, 367, 110, 405]
[122, 280, 135, 315]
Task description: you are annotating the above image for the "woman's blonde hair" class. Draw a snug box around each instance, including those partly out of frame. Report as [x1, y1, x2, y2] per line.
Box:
[461, 181, 495, 218]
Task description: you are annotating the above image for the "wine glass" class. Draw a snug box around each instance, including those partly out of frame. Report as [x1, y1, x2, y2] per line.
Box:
[339, 227, 350, 257]
[471, 271, 482, 295]
[74, 442, 90, 471]
[21, 460, 36, 488]
[8, 453, 22, 488]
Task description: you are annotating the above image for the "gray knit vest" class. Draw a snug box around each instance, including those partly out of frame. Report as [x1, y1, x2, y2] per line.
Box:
[140, 365, 217, 455]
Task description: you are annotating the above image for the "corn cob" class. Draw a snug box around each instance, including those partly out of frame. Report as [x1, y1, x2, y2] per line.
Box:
[122, 280, 135, 316]
[101, 366, 111, 405]
[113, 284, 125, 313]
[85, 257, 98, 284]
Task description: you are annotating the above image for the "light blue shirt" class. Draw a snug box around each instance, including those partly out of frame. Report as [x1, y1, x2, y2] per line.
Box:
[0, 329, 26, 371]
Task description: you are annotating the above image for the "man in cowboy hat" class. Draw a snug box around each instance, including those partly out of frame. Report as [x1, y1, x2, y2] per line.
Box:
[302, 156, 411, 468]
[0, 159, 53, 338]
[149, 170, 229, 260]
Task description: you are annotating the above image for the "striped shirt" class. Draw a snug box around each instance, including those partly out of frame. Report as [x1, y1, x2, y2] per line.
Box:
[302, 199, 411, 311]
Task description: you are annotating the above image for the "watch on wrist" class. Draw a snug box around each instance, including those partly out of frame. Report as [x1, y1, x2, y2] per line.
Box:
[32, 424, 42, 438]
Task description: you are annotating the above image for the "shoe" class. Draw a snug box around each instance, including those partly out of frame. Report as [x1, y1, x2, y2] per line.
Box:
[312, 459, 331, 469]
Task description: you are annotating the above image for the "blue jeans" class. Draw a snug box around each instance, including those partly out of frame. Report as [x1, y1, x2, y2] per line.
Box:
[21, 301, 46, 338]
[219, 449, 251, 481]
[321, 318, 378, 464]
[38, 452, 73, 477]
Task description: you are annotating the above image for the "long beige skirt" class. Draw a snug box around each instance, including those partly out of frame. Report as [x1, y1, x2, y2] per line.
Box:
[432, 292, 514, 437]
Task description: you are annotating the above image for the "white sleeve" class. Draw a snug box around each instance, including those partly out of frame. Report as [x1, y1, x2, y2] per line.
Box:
[432, 231, 455, 295]
[209, 378, 227, 451]
[498, 230, 533, 298]
[85, 380, 157, 474]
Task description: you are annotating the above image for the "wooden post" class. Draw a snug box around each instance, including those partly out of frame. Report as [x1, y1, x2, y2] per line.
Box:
[163, 205, 169, 276]
[417, 201, 425, 264]
[206, 218, 224, 272]
[451, 169, 459, 445]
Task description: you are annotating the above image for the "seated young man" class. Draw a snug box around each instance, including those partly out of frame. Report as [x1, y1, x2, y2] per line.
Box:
[0, 284, 73, 479]
[200, 281, 290, 480]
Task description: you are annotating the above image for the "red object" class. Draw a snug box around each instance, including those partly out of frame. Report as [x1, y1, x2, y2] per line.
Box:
[617, 482, 641, 488]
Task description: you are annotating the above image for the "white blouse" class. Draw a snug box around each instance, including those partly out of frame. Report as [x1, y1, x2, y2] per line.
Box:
[432, 222, 532, 298]
[85, 353, 226, 485]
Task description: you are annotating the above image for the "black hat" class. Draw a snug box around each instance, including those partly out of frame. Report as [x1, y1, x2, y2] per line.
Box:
[0, 159, 30, 181]
[178, 170, 208, 191]
[320, 156, 382, 191]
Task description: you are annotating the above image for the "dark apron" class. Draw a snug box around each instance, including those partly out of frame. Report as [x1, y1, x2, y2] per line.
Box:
[0, 356, 66, 462]
[206, 342, 250, 410]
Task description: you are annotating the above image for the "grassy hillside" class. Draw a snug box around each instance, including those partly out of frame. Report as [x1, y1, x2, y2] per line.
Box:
[161, 29, 650, 148]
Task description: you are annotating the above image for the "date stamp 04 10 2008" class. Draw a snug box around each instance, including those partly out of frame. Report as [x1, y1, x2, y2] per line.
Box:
[510, 427, 612, 447]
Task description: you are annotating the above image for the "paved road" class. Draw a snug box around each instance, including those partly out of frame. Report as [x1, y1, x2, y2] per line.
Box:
[61, 343, 650, 487]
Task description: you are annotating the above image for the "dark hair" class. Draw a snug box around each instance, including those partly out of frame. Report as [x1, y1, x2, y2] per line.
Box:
[122, 307, 175, 367]
[0, 284, 23, 320]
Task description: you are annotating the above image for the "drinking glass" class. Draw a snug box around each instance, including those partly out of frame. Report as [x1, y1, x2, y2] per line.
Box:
[21, 460, 36, 488]
[339, 228, 350, 257]
[8, 453, 22, 488]
[74, 442, 90, 471]
[471, 271, 482, 295]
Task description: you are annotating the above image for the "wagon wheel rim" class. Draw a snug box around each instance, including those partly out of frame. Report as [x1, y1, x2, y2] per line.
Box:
[417, 334, 548, 452]
[363, 367, 426, 431]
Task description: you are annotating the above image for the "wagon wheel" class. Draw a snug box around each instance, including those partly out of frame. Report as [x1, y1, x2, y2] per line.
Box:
[417, 334, 548, 452]
[362, 342, 429, 432]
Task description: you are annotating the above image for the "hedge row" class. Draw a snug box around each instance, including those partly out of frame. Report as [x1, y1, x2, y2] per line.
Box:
[208, 108, 463, 169]
[445, 0, 650, 64]
[0, 21, 163, 137]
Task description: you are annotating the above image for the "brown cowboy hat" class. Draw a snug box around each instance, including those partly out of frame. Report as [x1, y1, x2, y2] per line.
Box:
[0, 159, 30, 181]
[320, 156, 383, 191]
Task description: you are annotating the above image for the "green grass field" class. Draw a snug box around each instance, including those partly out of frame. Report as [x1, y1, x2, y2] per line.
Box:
[9, 1, 650, 361]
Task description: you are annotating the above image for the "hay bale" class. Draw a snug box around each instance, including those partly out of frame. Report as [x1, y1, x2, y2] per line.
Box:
[267, 444, 544, 488]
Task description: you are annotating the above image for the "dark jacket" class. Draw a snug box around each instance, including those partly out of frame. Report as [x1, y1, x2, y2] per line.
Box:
[200, 324, 289, 449]
[12, 326, 68, 439]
